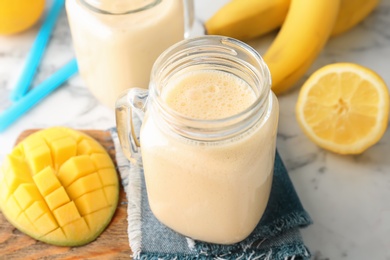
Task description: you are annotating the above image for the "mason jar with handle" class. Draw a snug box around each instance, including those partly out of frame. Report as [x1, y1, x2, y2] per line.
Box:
[66, 0, 194, 109]
[116, 36, 279, 244]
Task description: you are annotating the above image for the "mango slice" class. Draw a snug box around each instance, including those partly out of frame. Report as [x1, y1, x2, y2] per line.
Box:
[0, 127, 119, 246]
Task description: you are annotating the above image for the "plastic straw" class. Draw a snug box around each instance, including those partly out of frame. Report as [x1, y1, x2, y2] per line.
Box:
[9, 0, 65, 101]
[0, 59, 78, 132]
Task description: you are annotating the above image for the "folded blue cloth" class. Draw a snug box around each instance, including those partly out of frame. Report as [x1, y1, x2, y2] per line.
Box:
[110, 128, 312, 260]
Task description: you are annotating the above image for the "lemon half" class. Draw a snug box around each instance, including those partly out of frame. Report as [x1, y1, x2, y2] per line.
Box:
[296, 63, 389, 154]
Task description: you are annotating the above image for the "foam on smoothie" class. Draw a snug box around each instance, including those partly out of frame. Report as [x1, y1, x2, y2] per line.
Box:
[162, 70, 256, 120]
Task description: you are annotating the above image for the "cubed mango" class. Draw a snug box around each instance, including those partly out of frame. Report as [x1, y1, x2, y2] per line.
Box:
[0, 127, 119, 246]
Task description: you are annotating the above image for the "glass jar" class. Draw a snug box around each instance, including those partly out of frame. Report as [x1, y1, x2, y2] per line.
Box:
[66, 0, 194, 108]
[115, 36, 279, 244]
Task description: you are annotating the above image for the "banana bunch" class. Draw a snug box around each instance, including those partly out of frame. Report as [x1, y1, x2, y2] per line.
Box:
[206, 0, 379, 40]
[205, 0, 379, 95]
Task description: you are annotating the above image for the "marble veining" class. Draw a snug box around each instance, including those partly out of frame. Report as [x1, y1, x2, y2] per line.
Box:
[1, 0, 390, 259]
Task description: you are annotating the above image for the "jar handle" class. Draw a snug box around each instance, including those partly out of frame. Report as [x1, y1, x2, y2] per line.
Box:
[183, 0, 194, 39]
[115, 88, 148, 166]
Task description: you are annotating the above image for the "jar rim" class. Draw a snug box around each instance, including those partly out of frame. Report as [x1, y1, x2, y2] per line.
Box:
[78, 0, 162, 15]
[149, 36, 273, 141]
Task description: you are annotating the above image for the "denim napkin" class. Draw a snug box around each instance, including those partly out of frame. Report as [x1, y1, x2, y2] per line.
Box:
[110, 128, 312, 260]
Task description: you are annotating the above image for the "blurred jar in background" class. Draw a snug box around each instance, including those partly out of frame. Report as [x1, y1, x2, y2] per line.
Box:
[66, 0, 194, 108]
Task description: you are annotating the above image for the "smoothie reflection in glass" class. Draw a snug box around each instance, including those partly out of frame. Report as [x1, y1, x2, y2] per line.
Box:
[116, 36, 279, 244]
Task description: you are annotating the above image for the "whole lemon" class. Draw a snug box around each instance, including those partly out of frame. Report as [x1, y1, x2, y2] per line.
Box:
[0, 0, 45, 35]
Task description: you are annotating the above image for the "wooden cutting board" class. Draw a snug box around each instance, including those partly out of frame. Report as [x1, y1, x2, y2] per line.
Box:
[0, 129, 132, 259]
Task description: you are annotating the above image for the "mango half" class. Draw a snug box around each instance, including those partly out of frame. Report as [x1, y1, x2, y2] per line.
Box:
[0, 127, 119, 246]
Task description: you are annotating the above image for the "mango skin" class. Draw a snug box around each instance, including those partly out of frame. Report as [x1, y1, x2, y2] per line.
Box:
[0, 127, 119, 247]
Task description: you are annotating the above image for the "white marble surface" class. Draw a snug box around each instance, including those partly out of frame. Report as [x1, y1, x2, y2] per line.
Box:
[1, 0, 390, 259]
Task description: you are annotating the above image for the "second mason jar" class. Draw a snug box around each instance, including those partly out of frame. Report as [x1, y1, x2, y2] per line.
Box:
[66, 0, 194, 108]
[116, 36, 279, 244]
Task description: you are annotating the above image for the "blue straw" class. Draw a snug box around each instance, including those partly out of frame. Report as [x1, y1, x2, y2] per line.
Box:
[0, 59, 78, 133]
[9, 0, 65, 101]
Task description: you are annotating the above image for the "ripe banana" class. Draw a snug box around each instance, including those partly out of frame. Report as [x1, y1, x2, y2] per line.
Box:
[331, 0, 379, 36]
[206, 0, 379, 40]
[263, 0, 340, 95]
[205, 0, 291, 41]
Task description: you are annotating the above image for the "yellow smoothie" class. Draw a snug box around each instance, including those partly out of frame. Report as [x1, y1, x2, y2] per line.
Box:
[140, 70, 279, 244]
[66, 0, 185, 108]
